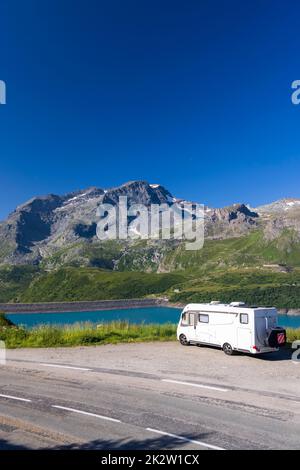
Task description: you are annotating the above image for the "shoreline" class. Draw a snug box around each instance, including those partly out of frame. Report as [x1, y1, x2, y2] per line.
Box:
[0, 298, 172, 315]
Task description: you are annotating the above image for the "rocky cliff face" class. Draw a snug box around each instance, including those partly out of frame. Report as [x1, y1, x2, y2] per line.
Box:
[204, 204, 259, 239]
[255, 199, 300, 241]
[0, 181, 298, 268]
[0, 181, 177, 265]
[0, 188, 104, 264]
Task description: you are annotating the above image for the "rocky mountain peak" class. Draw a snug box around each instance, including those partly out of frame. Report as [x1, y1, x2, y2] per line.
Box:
[103, 180, 174, 206]
[256, 198, 300, 215]
[208, 203, 259, 223]
[14, 194, 65, 215]
[64, 187, 104, 200]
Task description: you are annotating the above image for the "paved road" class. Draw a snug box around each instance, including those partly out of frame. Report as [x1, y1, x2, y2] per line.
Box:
[0, 342, 299, 450]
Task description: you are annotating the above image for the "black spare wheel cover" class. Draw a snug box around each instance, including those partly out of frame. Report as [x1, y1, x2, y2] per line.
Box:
[267, 327, 286, 348]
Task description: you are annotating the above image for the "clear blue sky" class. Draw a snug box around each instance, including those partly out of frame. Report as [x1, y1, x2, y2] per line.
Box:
[0, 0, 300, 219]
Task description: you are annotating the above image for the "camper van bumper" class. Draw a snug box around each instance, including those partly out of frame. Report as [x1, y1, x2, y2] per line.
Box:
[251, 346, 278, 354]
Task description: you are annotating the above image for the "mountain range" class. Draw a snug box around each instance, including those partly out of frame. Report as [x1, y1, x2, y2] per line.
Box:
[1, 181, 300, 307]
[1, 180, 300, 272]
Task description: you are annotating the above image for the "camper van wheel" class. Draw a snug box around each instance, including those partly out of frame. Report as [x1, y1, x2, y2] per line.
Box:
[179, 334, 189, 346]
[223, 343, 233, 355]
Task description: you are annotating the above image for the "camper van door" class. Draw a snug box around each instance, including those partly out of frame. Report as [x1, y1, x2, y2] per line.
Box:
[195, 312, 211, 344]
[237, 313, 252, 351]
[188, 312, 197, 341]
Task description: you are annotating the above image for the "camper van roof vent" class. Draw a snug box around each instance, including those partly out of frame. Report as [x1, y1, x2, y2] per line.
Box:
[210, 301, 221, 305]
[230, 301, 246, 307]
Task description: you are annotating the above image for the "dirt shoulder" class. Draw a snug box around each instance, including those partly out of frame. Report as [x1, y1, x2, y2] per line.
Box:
[6, 341, 300, 399]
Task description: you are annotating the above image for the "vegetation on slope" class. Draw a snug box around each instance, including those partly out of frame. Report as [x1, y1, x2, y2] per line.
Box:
[163, 229, 300, 272]
[0, 321, 177, 348]
[0, 265, 186, 303]
[171, 284, 300, 308]
[0, 312, 15, 327]
[1, 228, 300, 307]
[37, 229, 300, 273]
[0, 317, 298, 348]
[19, 267, 185, 302]
[0, 265, 40, 302]
[168, 268, 300, 308]
[1, 264, 300, 308]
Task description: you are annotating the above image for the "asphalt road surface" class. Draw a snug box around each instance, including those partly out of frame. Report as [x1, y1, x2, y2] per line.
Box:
[0, 342, 299, 450]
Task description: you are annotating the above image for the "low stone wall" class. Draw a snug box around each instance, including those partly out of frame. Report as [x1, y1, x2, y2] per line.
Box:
[1, 300, 297, 315]
[0, 298, 169, 314]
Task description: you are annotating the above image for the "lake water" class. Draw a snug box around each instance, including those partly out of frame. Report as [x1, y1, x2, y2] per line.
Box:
[6, 307, 300, 329]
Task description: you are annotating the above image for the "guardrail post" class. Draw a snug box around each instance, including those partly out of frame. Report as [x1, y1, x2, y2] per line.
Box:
[0, 341, 6, 365]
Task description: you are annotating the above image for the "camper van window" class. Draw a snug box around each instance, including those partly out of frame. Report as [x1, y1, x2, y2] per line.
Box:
[240, 313, 249, 324]
[181, 313, 189, 326]
[199, 314, 209, 323]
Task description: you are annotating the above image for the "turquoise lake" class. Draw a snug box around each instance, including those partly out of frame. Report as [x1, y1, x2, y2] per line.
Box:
[6, 307, 300, 329]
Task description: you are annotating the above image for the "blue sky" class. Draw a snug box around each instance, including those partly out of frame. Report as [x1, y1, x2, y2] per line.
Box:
[0, 0, 300, 219]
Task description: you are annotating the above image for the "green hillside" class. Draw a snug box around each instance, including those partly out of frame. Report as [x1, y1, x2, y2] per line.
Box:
[0, 266, 185, 303]
[167, 268, 300, 308]
[162, 229, 300, 272]
[1, 228, 300, 307]
[38, 229, 300, 274]
[0, 265, 40, 302]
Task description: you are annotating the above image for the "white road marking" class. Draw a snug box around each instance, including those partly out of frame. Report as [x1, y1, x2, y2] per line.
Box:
[162, 379, 229, 392]
[0, 393, 32, 403]
[40, 363, 92, 371]
[52, 405, 121, 423]
[146, 428, 225, 450]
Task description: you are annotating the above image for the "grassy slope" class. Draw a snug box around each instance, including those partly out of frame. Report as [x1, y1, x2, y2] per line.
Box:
[41, 240, 125, 270]
[41, 229, 300, 273]
[168, 268, 300, 308]
[0, 264, 186, 303]
[0, 321, 177, 348]
[1, 264, 300, 308]
[0, 320, 298, 348]
[19, 267, 185, 302]
[163, 229, 300, 272]
[162, 229, 300, 308]
[0, 266, 40, 302]
[1, 229, 300, 307]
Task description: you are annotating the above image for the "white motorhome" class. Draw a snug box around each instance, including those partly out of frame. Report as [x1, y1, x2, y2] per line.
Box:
[177, 301, 286, 355]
